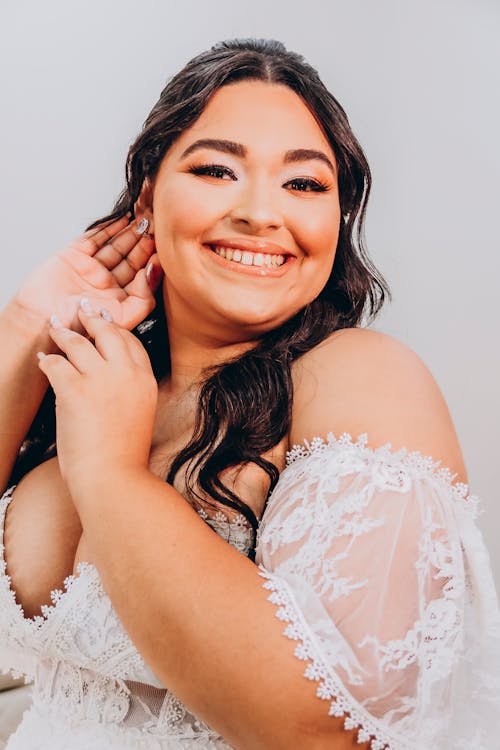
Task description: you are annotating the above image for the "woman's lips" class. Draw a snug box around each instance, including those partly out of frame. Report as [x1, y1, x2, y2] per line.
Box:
[202, 244, 296, 277]
[204, 238, 292, 256]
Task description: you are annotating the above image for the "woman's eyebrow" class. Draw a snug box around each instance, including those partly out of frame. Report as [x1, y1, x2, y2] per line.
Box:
[180, 138, 245, 160]
[179, 138, 336, 176]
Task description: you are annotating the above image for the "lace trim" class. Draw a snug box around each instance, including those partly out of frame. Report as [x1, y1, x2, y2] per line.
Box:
[0, 484, 252, 633]
[286, 432, 480, 517]
[0, 485, 97, 630]
[258, 567, 418, 750]
[197, 508, 253, 555]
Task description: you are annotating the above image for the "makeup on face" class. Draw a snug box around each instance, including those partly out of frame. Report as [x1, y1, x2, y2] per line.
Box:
[150, 80, 341, 335]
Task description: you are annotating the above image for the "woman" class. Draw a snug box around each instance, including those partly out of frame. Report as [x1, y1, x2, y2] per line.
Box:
[0, 38, 498, 750]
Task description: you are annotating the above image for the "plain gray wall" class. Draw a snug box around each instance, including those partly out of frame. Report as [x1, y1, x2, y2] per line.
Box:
[0, 0, 498, 588]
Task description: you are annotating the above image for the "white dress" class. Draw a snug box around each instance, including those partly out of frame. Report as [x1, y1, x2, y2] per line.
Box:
[1, 432, 499, 749]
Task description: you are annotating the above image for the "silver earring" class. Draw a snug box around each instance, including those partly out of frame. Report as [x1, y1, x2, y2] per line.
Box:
[136, 217, 150, 235]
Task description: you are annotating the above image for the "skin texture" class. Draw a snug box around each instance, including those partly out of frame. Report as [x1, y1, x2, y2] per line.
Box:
[6, 80, 468, 748]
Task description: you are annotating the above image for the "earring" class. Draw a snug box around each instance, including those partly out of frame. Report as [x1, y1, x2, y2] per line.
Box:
[136, 217, 154, 238]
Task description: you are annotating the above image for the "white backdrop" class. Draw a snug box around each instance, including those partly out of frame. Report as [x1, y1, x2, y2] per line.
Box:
[0, 0, 498, 587]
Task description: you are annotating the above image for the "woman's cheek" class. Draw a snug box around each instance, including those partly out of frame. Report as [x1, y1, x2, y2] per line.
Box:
[154, 183, 200, 233]
[291, 206, 340, 262]
[157, 191, 231, 255]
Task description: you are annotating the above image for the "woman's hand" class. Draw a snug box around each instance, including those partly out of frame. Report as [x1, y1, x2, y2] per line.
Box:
[36, 301, 158, 492]
[13, 216, 164, 333]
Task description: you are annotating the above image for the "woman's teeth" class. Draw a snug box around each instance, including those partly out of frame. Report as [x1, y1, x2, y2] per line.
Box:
[210, 245, 286, 267]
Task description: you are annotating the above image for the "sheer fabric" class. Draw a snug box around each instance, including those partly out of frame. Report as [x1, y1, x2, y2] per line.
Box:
[256, 433, 500, 749]
[0, 431, 499, 748]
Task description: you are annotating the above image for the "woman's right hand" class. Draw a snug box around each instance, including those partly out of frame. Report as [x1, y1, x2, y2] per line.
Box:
[12, 215, 164, 333]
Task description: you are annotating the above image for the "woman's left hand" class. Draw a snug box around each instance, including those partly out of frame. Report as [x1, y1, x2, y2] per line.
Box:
[37, 300, 158, 495]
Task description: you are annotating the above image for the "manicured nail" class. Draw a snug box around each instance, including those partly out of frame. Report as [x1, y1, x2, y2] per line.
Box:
[80, 297, 93, 314]
[36, 351, 46, 360]
[146, 262, 153, 283]
[50, 314, 63, 329]
[100, 308, 113, 322]
[136, 217, 149, 235]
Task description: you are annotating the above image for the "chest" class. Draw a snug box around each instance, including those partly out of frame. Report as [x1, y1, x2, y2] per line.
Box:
[146, 381, 288, 522]
[4, 392, 287, 619]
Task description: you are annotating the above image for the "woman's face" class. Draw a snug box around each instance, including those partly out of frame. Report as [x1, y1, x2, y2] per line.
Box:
[150, 80, 341, 342]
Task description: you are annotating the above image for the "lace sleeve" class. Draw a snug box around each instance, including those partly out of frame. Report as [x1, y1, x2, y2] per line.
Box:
[255, 433, 500, 750]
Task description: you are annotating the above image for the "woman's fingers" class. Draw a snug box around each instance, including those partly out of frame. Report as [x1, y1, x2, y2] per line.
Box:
[37, 351, 79, 396]
[76, 304, 151, 368]
[63, 215, 157, 292]
[87, 217, 156, 289]
[74, 215, 131, 257]
[144, 253, 164, 290]
[125, 252, 163, 298]
[116, 255, 163, 330]
[40, 301, 152, 392]
[46, 315, 105, 374]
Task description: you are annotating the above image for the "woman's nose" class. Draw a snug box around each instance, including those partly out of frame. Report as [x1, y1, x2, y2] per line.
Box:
[228, 180, 283, 232]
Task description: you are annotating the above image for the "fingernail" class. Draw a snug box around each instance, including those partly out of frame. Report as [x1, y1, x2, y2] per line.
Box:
[136, 217, 149, 236]
[146, 262, 153, 283]
[36, 351, 46, 360]
[50, 314, 63, 329]
[80, 297, 93, 314]
[100, 308, 113, 322]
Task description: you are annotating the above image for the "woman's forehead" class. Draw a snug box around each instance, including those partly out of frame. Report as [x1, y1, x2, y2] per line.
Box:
[167, 80, 336, 163]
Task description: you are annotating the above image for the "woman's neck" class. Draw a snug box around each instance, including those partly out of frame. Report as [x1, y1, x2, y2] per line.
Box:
[163, 300, 259, 397]
[166, 331, 256, 395]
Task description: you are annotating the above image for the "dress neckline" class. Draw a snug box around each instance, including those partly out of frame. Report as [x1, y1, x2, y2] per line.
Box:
[284, 431, 479, 510]
[1, 431, 479, 628]
[0, 487, 99, 630]
[0, 486, 253, 629]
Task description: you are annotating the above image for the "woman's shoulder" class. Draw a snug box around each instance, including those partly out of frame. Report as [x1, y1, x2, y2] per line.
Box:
[290, 326, 468, 485]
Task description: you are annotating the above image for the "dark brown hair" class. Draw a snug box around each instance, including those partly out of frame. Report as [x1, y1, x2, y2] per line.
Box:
[11, 38, 391, 559]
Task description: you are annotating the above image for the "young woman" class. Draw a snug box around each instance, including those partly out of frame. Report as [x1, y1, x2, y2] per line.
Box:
[0, 38, 498, 750]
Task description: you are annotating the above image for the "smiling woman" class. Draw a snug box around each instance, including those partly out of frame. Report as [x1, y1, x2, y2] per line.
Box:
[0, 37, 499, 750]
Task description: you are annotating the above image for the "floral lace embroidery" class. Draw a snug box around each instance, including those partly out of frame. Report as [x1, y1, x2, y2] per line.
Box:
[258, 569, 412, 750]
[196, 508, 252, 555]
[285, 431, 480, 516]
[255, 431, 500, 749]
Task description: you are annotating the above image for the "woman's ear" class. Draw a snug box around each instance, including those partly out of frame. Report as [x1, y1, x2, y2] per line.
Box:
[134, 178, 155, 236]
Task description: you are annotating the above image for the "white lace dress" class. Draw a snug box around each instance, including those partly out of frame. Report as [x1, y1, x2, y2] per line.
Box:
[1, 432, 499, 749]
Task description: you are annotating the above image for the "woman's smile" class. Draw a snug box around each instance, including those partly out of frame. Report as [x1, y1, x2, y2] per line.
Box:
[202, 237, 297, 277]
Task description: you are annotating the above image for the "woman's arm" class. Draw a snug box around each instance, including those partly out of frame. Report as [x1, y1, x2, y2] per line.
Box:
[71, 468, 366, 749]
[0, 301, 55, 494]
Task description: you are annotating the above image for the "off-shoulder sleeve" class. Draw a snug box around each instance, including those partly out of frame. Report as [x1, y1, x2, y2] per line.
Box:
[255, 433, 500, 750]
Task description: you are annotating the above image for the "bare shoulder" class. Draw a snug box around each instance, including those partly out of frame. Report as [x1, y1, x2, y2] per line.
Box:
[290, 327, 468, 484]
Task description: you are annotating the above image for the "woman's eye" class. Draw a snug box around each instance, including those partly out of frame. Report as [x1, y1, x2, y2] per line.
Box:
[188, 164, 236, 180]
[285, 178, 329, 193]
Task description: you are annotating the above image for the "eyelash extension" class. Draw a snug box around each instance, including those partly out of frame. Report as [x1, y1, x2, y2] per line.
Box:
[188, 164, 236, 179]
[188, 163, 329, 192]
[286, 178, 329, 193]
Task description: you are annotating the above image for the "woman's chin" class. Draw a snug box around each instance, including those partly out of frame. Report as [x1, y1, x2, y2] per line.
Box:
[214, 304, 298, 336]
